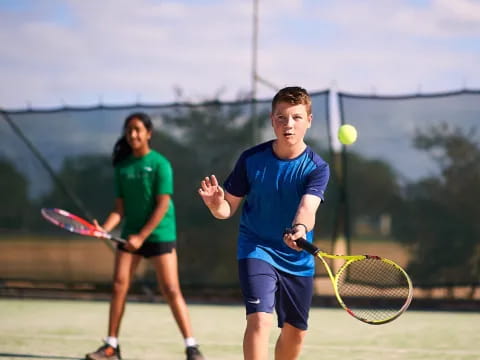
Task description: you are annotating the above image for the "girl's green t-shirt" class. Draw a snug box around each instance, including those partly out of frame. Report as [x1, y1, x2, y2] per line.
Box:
[114, 150, 176, 242]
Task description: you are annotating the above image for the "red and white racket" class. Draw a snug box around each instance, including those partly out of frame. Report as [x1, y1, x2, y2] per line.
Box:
[41, 208, 126, 244]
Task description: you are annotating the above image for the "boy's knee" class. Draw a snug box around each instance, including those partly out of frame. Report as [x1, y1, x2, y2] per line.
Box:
[247, 313, 273, 331]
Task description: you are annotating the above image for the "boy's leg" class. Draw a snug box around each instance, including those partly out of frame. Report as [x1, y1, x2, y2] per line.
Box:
[274, 323, 307, 360]
[238, 259, 279, 360]
[273, 271, 313, 360]
[243, 312, 273, 360]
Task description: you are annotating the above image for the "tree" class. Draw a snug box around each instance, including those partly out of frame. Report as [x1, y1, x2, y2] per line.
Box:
[39, 154, 114, 222]
[393, 124, 480, 296]
[341, 151, 402, 243]
[0, 158, 30, 230]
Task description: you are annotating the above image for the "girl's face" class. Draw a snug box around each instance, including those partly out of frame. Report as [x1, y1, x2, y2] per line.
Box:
[125, 117, 152, 155]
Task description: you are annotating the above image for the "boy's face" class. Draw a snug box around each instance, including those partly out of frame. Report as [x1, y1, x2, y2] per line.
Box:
[271, 102, 312, 146]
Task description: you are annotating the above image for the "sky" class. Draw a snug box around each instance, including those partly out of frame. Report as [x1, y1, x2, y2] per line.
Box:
[1, 0, 479, 110]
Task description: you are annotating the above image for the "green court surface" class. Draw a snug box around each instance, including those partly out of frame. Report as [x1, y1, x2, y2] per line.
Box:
[0, 298, 478, 360]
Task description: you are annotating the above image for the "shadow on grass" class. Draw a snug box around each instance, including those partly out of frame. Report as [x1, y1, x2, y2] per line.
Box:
[0, 354, 81, 359]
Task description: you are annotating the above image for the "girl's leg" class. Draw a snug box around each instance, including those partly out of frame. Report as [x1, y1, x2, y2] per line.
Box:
[108, 250, 142, 337]
[150, 248, 193, 338]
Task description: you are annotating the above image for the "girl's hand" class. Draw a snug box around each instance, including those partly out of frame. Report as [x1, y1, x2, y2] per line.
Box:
[92, 219, 105, 236]
[198, 175, 225, 209]
[126, 234, 144, 252]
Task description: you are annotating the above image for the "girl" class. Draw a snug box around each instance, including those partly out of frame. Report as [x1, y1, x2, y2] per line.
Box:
[86, 112, 204, 360]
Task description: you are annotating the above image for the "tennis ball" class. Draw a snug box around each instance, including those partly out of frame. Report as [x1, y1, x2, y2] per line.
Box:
[338, 124, 358, 145]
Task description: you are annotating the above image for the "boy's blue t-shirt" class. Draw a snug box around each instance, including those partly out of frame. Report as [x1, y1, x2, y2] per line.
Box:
[224, 140, 330, 276]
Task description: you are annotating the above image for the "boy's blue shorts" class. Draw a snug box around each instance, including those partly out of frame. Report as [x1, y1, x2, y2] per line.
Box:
[238, 258, 313, 330]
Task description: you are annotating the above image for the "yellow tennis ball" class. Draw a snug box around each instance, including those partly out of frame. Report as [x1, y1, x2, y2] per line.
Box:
[338, 124, 358, 145]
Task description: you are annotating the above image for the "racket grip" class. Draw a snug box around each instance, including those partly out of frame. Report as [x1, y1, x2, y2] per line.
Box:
[295, 238, 319, 255]
[110, 235, 127, 244]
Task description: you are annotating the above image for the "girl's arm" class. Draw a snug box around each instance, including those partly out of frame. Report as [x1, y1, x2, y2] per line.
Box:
[96, 198, 124, 232]
[124, 194, 170, 251]
[137, 194, 171, 240]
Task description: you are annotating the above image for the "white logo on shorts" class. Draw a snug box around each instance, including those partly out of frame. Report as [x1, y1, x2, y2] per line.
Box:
[248, 298, 261, 304]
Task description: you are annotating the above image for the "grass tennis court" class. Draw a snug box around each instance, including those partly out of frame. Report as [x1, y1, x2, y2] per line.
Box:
[0, 298, 479, 360]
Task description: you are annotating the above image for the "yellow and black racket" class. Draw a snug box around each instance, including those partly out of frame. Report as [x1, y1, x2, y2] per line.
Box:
[295, 237, 413, 325]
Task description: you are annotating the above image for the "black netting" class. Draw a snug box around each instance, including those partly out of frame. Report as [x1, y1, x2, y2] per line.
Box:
[0, 92, 330, 288]
[339, 90, 480, 290]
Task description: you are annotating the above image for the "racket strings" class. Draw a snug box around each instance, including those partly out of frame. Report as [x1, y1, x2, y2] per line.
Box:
[44, 210, 91, 233]
[337, 258, 411, 322]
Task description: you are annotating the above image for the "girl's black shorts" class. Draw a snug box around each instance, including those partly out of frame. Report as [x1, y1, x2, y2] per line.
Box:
[117, 240, 176, 258]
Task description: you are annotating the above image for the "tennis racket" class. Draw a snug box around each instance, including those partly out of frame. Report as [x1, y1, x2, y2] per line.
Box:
[41, 208, 126, 244]
[294, 236, 413, 325]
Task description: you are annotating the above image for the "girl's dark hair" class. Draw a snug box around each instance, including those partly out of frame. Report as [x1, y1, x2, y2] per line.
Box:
[112, 112, 154, 166]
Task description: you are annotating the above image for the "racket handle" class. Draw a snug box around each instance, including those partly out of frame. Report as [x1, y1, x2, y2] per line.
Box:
[110, 235, 127, 244]
[295, 238, 320, 255]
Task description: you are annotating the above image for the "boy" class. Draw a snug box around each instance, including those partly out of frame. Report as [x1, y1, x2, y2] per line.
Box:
[199, 86, 329, 359]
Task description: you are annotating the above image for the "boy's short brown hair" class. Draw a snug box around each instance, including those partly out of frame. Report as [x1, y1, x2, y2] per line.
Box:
[271, 86, 312, 115]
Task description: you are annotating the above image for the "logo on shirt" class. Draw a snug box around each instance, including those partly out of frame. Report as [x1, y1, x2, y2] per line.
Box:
[144, 166, 153, 172]
[247, 298, 261, 304]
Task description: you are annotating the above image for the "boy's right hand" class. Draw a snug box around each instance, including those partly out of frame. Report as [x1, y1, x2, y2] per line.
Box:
[198, 174, 225, 209]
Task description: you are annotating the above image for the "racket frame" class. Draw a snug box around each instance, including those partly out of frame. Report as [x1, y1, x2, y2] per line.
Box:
[41, 208, 126, 244]
[296, 237, 413, 325]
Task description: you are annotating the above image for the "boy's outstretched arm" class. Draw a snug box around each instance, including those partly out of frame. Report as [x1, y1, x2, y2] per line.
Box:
[198, 174, 243, 219]
[284, 194, 322, 251]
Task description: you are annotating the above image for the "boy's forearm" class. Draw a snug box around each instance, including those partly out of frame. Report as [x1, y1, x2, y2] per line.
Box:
[209, 199, 232, 219]
[292, 215, 315, 232]
[292, 203, 320, 232]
